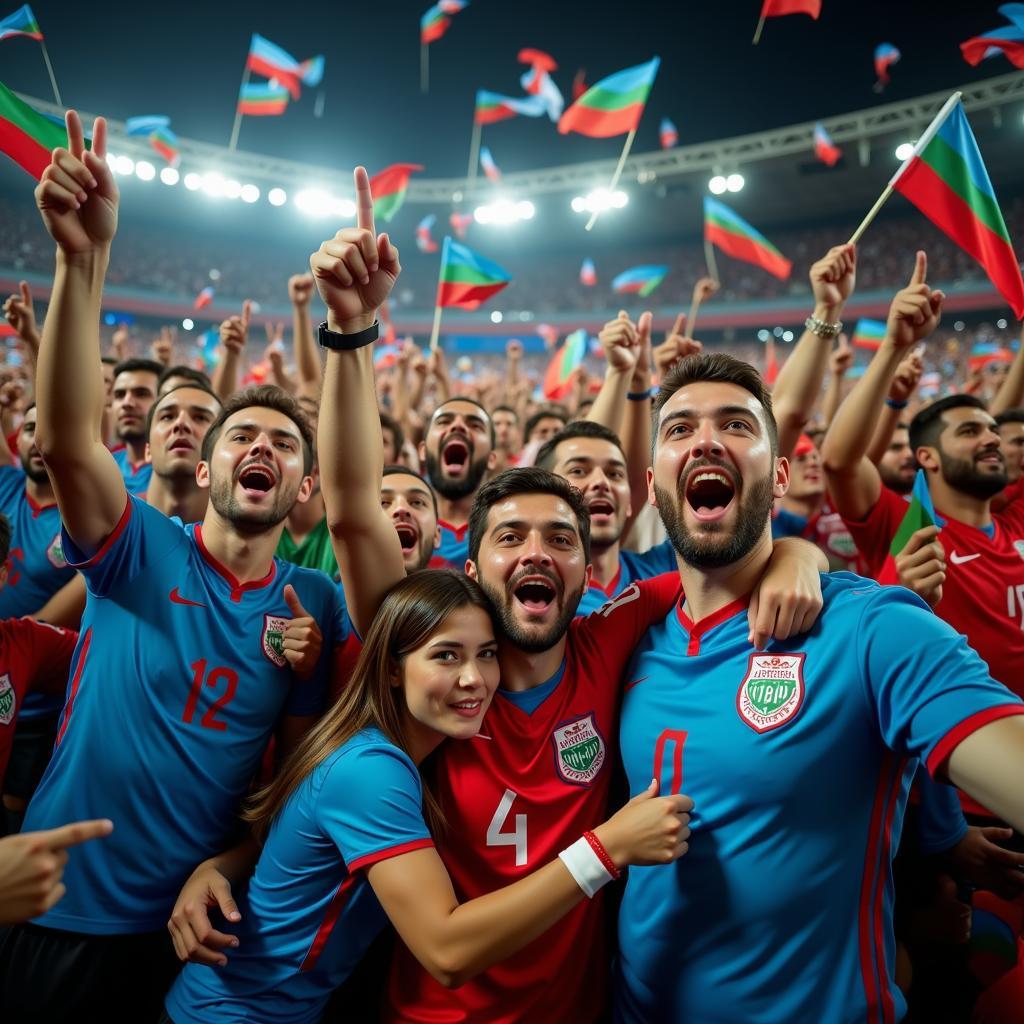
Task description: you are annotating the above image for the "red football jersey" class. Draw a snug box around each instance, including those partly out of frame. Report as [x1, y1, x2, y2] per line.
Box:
[0, 617, 78, 783]
[385, 573, 682, 1024]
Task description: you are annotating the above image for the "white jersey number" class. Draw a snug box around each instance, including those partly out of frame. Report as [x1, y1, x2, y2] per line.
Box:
[486, 788, 528, 867]
[1008, 584, 1024, 631]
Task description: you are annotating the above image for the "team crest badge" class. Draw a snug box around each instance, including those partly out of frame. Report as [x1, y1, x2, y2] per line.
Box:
[552, 713, 606, 787]
[0, 674, 15, 726]
[261, 614, 289, 668]
[1014, 540, 1024, 562]
[46, 533, 66, 569]
[737, 653, 806, 734]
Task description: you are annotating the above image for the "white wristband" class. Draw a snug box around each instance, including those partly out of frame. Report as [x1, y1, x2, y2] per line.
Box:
[558, 836, 615, 898]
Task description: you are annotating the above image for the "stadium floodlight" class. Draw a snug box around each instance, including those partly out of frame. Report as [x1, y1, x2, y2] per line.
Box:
[474, 204, 493, 224]
[223, 179, 242, 200]
[182, 318, 194, 330]
[201, 172, 227, 198]
[183, 172, 202, 191]
[267, 187, 288, 207]
[773, 327, 784, 337]
[998, 318, 1008, 329]
[954, 320, 965, 331]
[610, 191, 628, 209]
[570, 196, 586, 213]
[709, 175, 727, 195]
[135, 160, 155, 182]
[160, 167, 179, 186]
[782, 330, 795, 342]
[491, 311, 503, 323]
[517, 200, 536, 219]
[105, 153, 116, 170]
[726, 173, 745, 193]
[475, 198, 535, 225]
[113, 155, 135, 176]
[295, 188, 331, 216]
[334, 198, 357, 218]
[895, 142, 915, 161]
[570, 189, 628, 215]
[757, 329, 770, 341]
[240, 183, 260, 204]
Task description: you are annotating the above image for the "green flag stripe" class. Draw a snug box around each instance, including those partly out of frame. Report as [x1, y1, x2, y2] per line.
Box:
[440, 263, 503, 287]
[0, 82, 67, 151]
[374, 191, 404, 220]
[920, 134, 1012, 244]
[579, 82, 652, 113]
[705, 210, 783, 258]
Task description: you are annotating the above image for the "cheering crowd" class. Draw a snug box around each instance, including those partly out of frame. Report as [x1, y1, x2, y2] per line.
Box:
[0, 109, 1021, 1024]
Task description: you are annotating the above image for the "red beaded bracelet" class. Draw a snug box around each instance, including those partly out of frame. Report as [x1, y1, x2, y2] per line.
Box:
[583, 830, 621, 880]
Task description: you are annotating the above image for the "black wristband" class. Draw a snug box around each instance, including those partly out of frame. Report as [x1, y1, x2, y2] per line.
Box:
[627, 389, 654, 401]
[317, 320, 379, 351]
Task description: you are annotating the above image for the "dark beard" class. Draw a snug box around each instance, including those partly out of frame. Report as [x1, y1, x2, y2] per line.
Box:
[19, 453, 49, 484]
[425, 450, 490, 501]
[116, 424, 146, 443]
[478, 575, 584, 654]
[939, 450, 1007, 500]
[655, 471, 775, 569]
[879, 463, 914, 496]
[209, 473, 298, 533]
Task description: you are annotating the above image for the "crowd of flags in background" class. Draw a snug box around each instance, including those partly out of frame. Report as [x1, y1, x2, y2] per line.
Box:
[961, 3, 1024, 68]
[236, 34, 324, 120]
[126, 115, 179, 166]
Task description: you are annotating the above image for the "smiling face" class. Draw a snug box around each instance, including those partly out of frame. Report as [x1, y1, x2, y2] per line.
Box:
[399, 604, 500, 741]
[997, 420, 1024, 485]
[650, 380, 787, 569]
[423, 400, 495, 501]
[148, 387, 222, 482]
[549, 436, 631, 550]
[382, 472, 440, 573]
[925, 407, 1007, 499]
[198, 406, 312, 531]
[112, 369, 158, 443]
[468, 491, 589, 653]
[17, 407, 47, 484]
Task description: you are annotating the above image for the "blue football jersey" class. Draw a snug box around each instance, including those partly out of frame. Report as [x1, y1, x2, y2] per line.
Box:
[576, 539, 678, 617]
[112, 446, 153, 494]
[165, 727, 433, 1024]
[428, 519, 469, 570]
[616, 573, 1023, 1024]
[22, 496, 345, 934]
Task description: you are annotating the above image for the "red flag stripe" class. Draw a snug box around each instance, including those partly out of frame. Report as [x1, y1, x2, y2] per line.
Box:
[556, 102, 646, 138]
[0, 118, 50, 179]
[761, 0, 821, 17]
[436, 281, 507, 310]
[705, 223, 792, 280]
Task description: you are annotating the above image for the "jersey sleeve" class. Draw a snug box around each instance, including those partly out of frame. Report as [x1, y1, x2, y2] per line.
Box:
[912, 767, 968, 856]
[771, 507, 809, 540]
[837, 484, 906, 579]
[853, 583, 1024, 778]
[316, 742, 434, 872]
[18, 618, 78, 696]
[633, 538, 680, 577]
[59, 495, 187, 598]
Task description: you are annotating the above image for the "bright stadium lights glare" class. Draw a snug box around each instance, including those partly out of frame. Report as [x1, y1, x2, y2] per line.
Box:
[201, 172, 227, 198]
[782, 330, 795, 342]
[757, 329, 770, 341]
[475, 198, 535, 225]
[105, 153, 116, 170]
[709, 175, 727, 195]
[223, 179, 242, 200]
[570, 196, 586, 213]
[726, 173, 745, 193]
[135, 160, 155, 182]
[773, 327, 784, 337]
[570, 190, 628, 215]
[296, 188, 353, 218]
[998, 318, 1008, 329]
[268, 187, 287, 207]
[182, 318, 194, 330]
[491, 311, 503, 323]
[610, 191, 628, 209]
[334, 198, 357, 218]
[240, 183, 260, 204]
[517, 200, 536, 219]
[113, 155, 135, 176]
[160, 167, 180, 186]
[895, 142, 915, 161]
[183, 172, 202, 191]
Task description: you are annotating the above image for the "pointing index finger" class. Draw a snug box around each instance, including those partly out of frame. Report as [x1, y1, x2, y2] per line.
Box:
[43, 818, 114, 850]
[910, 250, 927, 286]
[354, 166, 375, 236]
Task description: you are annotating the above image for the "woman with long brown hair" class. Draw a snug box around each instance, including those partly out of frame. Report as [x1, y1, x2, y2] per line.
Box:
[162, 570, 689, 1024]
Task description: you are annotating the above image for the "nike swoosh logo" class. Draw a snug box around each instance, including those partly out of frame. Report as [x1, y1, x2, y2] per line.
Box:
[624, 676, 649, 692]
[949, 552, 981, 565]
[169, 587, 207, 608]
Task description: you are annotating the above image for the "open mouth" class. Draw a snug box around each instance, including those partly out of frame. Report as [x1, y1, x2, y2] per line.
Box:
[394, 523, 418, 552]
[588, 498, 615, 520]
[685, 467, 737, 521]
[512, 574, 558, 614]
[976, 451, 1004, 467]
[450, 698, 484, 719]
[169, 440, 193, 454]
[238, 463, 276, 494]
[442, 437, 470, 471]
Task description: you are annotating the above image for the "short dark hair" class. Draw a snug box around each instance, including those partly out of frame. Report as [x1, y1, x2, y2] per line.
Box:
[652, 353, 778, 456]
[113, 358, 163, 381]
[379, 411, 405, 457]
[158, 364, 212, 392]
[524, 407, 568, 442]
[467, 467, 591, 564]
[995, 408, 1024, 427]
[146, 382, 223, 437]
[432, 396, 496, 447]
[0, 512, 10, 564]
[201, 385, 315, 473]
[383, 464, 438, 517]
[909, 394, 988, 453]
[535, 420, 625, 472]
[490, 404, 519, 424]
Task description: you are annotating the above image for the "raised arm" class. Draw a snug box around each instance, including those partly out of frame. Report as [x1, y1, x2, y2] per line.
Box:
[821, 252, 943, 521]
[313, 167, 406, 636]
[288, 274, 322, 399]
[865, 348, 922, 465]
[32, 111, 127, 555]
[989, 320, 1024, 417]
[820, 333, 851, 429]
[211, 301, 249, 401]
[3, 281, 40, 379]
[587, 311, 640, 433]
[771, 245, 856, 458]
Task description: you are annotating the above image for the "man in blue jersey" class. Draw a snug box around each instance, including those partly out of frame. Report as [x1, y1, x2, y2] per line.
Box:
[615, 350, 1024, 1024]
[0, 111, 347, 1024]
[110, 356, 162, 493]
[536, 421, 676, 616]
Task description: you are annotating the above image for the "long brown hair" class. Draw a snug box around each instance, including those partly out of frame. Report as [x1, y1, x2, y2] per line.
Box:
[245, 570, 498, 842]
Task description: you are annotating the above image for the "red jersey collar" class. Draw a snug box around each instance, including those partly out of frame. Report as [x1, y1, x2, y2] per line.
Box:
[675, 593, 749, 656]
[24, 487, 57, 517]
[588, 562, 623, 599]
[438, 519, 469, 540]
[194, 524, 277, 602]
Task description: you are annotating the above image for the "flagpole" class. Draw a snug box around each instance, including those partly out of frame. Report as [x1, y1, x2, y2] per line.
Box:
[421, 43, 429, 94]
[466, 116, 482, 199]
[704, 238, 720, 285]
[39, 42, 62, 106]
[229, 67, 251, 151]
[585, 127, 636, 232]
[430, 236, 450, 352]
[847, 90, 962, 246]
[752, 15, 766, 45]
[687, 294, 704, 338]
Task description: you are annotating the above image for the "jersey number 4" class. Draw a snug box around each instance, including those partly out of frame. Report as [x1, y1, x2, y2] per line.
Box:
[182, 659, 238, 732]
[487, 788, 528, 867]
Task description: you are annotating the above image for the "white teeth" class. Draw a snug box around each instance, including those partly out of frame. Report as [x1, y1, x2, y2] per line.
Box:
[692, 471, 730, 485]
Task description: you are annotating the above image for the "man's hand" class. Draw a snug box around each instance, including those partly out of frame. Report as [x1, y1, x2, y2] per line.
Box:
[747, 538, 825, 649]
[0, 819, 113, 925]
[219, 300, 251, 356]
[653, 313, 702, 380]
[35, 111, 118, 256]
[692, 276, 719, 306]
[948, 825, 1024, 902]
[829, 333, 853, 378]
[310, 167, 401, 333]
[167, 860, 242, 966]
[598, 311, 640, 374]
[111, 325, 129, 361]
[890, 349, 924, 404]
[886, 251, 944, 349]
[151, 326, 175, 367]
[809, 244, 856, 319]
[3, 282, 39, 348]
[282, 584, 322, 680]
[506, 339, 523, 361]
[895, 525, 945, 608]
[288, 273, 315, 308]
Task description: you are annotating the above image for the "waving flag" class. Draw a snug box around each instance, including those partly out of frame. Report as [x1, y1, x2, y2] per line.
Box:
[874, 43, 901, 87]
[580, 258, 597, 287]
[961, 25, 1024, 67]
[416, 214, 439, 253]
[126, 115, 170, 137]
[0, 4, 40, 41]
[544, 329, 588, 400]
[660, 117, 678, 149]
[764, 335, 779, 387]
[520, 49, 557, 92]
[194, 286, 215, 310]
[474, 89, 547, 125]
[813, 122, 841, 166]
[126, 115, 180, 166]
[246, 34, 322, 99]
[421, 4, 450, 43]
[851, 319, 886, 350]
[558, 57, 660, 138]
[969, 343, 1013, 373]
[889, 469, 936, 558]
[369, 163, 423, 222]
[537, 323, 559, 349]
[704, 197, 792, 280]
[479, 146, 501, 182]
[436, 237, 511, 309]
[449, 211, 473, 240]
[760, 0, 821, 20]
[890, 97, 1024, 318]
[238, 80, 290, 115]
[612, 265, 669, 297]
[149, 126, 179, 166]
[0, 78, 71, 178]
